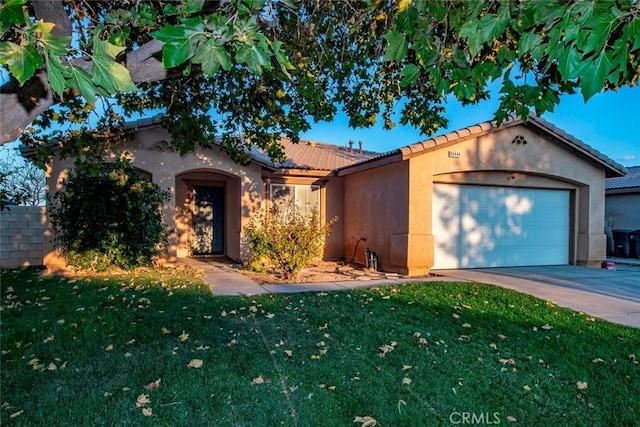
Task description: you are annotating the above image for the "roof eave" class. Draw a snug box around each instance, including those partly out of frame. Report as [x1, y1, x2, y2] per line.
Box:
[526, 116, 627, 178]
[335, 150, 404, 176]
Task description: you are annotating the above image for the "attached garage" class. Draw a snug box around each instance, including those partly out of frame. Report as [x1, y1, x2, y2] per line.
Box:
[340, 114, 626, 276]
[432, 184, 569, 269]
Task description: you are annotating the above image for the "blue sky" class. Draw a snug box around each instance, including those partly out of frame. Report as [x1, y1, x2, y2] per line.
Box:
[301, 85, 640, 167]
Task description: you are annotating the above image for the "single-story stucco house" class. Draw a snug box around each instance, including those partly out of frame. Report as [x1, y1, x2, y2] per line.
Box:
[42, 114, 627, 275]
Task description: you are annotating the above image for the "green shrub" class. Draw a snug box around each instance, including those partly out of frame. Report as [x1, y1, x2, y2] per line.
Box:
[50, 154, 170, 271]
[245, 205, 337, 279]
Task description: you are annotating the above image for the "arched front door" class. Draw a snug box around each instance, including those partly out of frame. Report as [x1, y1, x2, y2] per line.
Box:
[193, 186, 225, 255]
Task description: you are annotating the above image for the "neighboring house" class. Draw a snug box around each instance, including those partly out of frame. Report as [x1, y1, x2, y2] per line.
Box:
[605, 165, 640, 230]
[42, 114, 626, 275]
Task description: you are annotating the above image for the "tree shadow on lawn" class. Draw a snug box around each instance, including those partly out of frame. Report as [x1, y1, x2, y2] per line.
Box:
[1, 269, 638, 426]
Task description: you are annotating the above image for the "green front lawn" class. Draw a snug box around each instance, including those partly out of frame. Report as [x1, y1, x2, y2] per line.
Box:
[1, 267, 638, 426]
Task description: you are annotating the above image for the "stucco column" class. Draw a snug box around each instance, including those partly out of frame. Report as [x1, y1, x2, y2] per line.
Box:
[576, 183, 607, 267]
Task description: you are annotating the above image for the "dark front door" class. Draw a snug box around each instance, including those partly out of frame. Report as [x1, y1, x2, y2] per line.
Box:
[193, 186, 225, 255]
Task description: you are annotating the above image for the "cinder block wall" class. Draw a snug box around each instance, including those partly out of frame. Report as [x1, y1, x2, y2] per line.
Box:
[0, 206, 46, 268]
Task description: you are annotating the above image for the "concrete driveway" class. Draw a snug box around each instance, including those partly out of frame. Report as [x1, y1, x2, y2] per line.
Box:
[433, 265, 640, 328]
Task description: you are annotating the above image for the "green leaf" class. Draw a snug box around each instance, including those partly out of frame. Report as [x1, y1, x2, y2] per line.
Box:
[0, 41, 21, 64]
[579, 52, 613, 101]
[400, 64, 420, 87]
[193, 40, 232, 75]
[558, 46, 587, 80]
[620, 17, 640, 52]
[34, 20, 71, 57]
[152, 26, 197, 68]
[582, 13, 616, 55]
[4, 44, 43, 85]
[460, 20, 481, 56]
[66, 66, 104, 106]
[92, 55, 138, 94]
[477, 4, 510, 44]
[152, 19, 205, 68]
[93, 38, 126, 61]
[246, 0, 267, 11]
[0, 0, 27, 34]
[383, 30, 408, 62]
[518, 32, 542, 56]
[185, 0, 205, 14]
[272, 40, 294, 78]
[278, 0, 298, 10]
[235, 39, 272, 76]
[46, 56, 66, 97]
[163, 3, 181, 16]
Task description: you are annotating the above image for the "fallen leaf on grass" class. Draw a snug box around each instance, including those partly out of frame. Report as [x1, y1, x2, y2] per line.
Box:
[577, 381, 588, 390]
[284, 350, 293, 357]
[145, 378, 161, 391]
[462, 323, 471, 328]
[142, 407, 153, 417]
[47, 362, 57, 371]
[10, 410, 24, 418]
[506, 416, 517, 422]
[592, 358, 605, 363]
[187, 359, 203, 369]
[265, 313, 275, 319]
[541, 324, 553, 331]
[179, 331, 189, 342]
[136, 394, 150, 407]
[498, 358, 516, 366]
[402, 365, 413, 371]
[105, 344, 113, 351]
[251, 376, 269, 385]
[523, 385, 532, 392]
[402, 377, 411, 385]
[353, 415, 377, 426]
[378, 343, 396, 357]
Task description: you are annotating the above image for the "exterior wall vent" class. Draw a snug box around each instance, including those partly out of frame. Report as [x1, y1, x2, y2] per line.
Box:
[512, 135, 528, 145]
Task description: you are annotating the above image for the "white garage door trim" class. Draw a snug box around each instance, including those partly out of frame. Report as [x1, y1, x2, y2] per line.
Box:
[432, 184, 569, 269]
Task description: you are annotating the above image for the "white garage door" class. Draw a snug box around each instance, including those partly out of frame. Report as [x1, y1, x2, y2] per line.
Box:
[432, 184, 569, 269]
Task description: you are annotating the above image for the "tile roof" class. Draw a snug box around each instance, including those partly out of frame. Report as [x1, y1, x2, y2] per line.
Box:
[606, 165, 640, 190]
[249, 138, 379, 170]
[116, 114, 628, 178]
[337, 114, 627, 178]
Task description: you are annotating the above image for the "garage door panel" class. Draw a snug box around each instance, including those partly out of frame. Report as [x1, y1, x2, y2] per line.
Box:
[433, 184, 569, 269]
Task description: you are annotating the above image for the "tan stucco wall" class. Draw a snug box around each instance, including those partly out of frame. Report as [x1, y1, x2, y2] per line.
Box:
[343, 160, 410, 273]
[343, 123, 608, 275]
[43, 125, 347, 267]
[605, 192, 640, 231]
[43, 125, 265, 266]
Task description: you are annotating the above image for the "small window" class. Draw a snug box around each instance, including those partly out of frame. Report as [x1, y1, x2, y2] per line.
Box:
[270, 184, 320, 218]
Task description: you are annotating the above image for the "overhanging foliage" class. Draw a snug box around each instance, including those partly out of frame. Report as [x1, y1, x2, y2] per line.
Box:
[1, 0, 638, 160]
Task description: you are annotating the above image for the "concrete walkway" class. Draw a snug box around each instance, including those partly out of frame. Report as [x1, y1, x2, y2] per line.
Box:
[177, 258, 640, 328]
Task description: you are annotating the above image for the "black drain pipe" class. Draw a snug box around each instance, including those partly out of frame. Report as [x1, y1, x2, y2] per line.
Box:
[350, 236, 367, 264]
